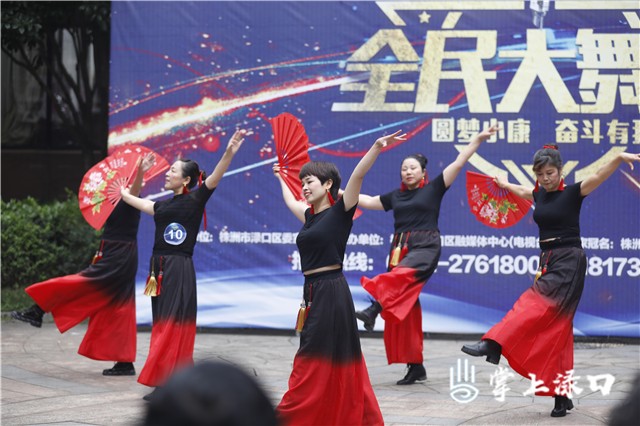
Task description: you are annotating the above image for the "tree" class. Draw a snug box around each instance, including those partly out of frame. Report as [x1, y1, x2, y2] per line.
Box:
[1, 1, 111, 169]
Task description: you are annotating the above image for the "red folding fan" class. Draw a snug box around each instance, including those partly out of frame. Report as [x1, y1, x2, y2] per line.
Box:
[270, 113, 311, 201]
[269, 113, 363, 219]
[466, 171, 533, 229]
[78, 146, 169, 230]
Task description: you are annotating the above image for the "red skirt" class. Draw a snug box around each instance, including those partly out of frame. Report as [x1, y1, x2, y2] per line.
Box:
[277, 270, 383, 426]
[25, 239, 137, 362]
[361, 230, 440, 364]
[484, 246, 586, 396]
[138, 255, 197, 387]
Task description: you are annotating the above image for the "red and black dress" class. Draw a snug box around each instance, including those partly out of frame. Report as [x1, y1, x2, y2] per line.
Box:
[277, 198, 383, 426]
[137, 184, 214, 387]
[483, 182, 586, 396]
[360, 174, 448, 365]
[26, 200, 139, 362]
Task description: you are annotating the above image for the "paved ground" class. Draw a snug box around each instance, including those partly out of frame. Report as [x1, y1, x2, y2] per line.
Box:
[2, 316, 639, 425]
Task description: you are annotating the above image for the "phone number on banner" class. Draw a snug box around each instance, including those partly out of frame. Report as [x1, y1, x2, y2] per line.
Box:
[438, 254, 640, 277]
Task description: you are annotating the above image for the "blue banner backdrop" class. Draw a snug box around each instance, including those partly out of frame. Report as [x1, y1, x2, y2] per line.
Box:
[109, 1, 640, 337]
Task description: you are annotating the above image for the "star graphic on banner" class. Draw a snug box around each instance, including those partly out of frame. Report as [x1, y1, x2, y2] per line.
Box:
[419, 11, 431, 23]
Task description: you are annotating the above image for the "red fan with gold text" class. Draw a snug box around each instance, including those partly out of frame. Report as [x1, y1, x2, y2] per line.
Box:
[270, 113, 311, 201]
[78, 145, 169, 230]
[466, 171, 533, 229]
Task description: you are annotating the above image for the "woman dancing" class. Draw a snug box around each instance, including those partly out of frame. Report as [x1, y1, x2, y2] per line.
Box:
[461, 146, 640, 417]
[120, 130, 245, 400]
[12, 152, 156, 376]
[356, 126, 499, 385]
[273, 130, 406, 426]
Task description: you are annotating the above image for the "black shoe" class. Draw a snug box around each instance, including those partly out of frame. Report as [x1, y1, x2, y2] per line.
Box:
[461, 339, 502, 365]
[103, 362, 136, 376]
[11, 304, 45, 328]
[355, 301, 382, 332]
[396, 363, 427, 385]
[550, 395, 574, 417]
[143, 387, 161, 402]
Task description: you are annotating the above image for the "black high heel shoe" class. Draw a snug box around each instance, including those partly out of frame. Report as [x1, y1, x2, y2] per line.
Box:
[551, 395, 574, 417]
[460, 339, 502, 365]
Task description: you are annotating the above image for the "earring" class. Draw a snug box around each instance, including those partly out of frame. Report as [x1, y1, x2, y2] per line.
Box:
[182, 183, 189, 194]
[327, 189, 335, 206]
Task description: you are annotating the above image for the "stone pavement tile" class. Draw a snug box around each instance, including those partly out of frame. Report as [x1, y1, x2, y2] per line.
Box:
[0, 378, 63, 400]
[3, 365, 104, 394]
[2, 318, 639, 426]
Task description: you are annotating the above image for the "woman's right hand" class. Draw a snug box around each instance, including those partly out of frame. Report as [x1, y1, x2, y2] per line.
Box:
[494, 174, 508, 189]
[120, 186, 131, 198]
[272, 163, 284, 180]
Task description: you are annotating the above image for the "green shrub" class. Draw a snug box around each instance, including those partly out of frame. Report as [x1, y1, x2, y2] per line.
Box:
[1, 191, 102, 291]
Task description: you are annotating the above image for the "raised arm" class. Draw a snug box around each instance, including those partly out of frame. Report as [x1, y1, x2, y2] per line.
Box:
[273, 164, 308, 223]
[442, 125, 499, 188]
[204, 129, 246, 190]
[358, 193, 384, 210]
[343, 130, 405, 211]
[579, 152, 640, 196]
[494, 175, 534, 201]
[128, 152, 156, 197]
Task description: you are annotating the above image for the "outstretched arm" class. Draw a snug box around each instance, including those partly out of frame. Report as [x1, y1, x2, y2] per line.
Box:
[343, 130, 405, 211]
[273, 164, 308, 223]
[494, 175, 534, 201]
[579, 152, 640, 196]
[121, 187, 156, 215]
[442, 125, 499, 188]
[358, 193, 384, 210]
[204, 129, 246, 190]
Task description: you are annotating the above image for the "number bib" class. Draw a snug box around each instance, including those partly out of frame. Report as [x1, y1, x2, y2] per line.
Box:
[164, 222, 187, 245]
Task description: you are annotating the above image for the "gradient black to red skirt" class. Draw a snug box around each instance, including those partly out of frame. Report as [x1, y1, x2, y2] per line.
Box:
[361, 230, 441, 364]
[277, 270, 383, 426]
[138, 254, 197, 387]
[26, 239, 137, 362]
[484, 246, 587, 396]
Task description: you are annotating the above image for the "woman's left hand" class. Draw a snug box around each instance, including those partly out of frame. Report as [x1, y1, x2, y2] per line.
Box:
[620, 152, 640, 170]
[227, 129, 248, 154]
[374, 130, 406, 149]
[476, 124, 500, 143]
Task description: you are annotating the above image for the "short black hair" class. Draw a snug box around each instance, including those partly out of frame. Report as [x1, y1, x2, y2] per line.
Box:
[299, 161, 341, 201]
